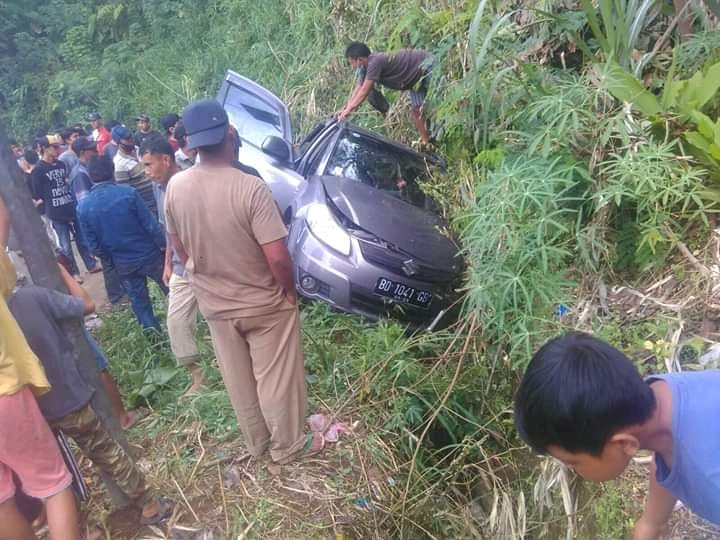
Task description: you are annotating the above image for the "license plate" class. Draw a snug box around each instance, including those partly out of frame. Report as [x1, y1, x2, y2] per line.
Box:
[374, 277, 433, 309]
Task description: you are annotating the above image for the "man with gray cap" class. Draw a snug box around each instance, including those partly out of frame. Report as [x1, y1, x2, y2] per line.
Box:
[164, 99, 321, 465]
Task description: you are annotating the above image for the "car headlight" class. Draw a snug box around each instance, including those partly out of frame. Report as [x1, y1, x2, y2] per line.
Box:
[306, 204, 351, 256]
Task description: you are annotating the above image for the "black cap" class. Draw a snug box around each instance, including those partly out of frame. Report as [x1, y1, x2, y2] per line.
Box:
[87, 112, 101, 121]
[181, 99, 228, 149]
[71, 137, 97, 154]
[136, 114, 150, 122]
[87, 155, 115, 183]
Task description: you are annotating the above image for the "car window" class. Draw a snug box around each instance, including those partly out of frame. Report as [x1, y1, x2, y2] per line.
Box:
[298, 126, 338, 176]
[224, 84, 284, 148]
[325, 131, 435, 208]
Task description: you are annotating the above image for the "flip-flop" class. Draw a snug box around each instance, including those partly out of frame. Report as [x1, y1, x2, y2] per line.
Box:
[139, 497, 174, 526]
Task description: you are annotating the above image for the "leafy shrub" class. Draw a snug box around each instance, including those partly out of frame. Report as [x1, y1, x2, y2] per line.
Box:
[596, 135, 710, 260]
[460, 155, 587, 364]
[673, 29, 720, 77]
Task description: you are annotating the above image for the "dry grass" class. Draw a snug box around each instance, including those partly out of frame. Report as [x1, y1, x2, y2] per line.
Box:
[76, 412, 399, 539]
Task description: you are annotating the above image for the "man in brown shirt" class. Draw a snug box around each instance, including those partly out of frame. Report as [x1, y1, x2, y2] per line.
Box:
[337, 41, 433, 144]
[164, 99, 322, 464]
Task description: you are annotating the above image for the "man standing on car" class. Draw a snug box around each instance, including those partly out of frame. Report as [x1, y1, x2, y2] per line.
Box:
[337, 42, 433, 145]
[164, 99, 322, 465]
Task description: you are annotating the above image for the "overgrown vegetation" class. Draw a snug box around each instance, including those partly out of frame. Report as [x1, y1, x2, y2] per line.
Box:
[6, 0, 720, 537]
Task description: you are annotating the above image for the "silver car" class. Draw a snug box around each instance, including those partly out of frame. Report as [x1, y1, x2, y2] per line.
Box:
[218, 70, 462, 326]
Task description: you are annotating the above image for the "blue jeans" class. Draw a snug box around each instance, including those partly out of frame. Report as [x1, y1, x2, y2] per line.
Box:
[52, 218, 97, 275]
[117, 255, 169, 331]
[100, 256, 126, 304]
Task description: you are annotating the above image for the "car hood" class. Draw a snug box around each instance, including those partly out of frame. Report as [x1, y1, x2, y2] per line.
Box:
[320, 175, 460, 269]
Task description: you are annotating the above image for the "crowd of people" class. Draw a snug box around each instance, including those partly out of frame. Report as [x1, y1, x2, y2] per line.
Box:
[1, 98, 321, 538]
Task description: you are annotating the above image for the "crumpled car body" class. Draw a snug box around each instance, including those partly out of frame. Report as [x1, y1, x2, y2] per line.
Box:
[218, 70, 462, 326]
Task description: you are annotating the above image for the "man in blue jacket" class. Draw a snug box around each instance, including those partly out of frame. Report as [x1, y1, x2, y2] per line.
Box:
[77, 155, 168, 331]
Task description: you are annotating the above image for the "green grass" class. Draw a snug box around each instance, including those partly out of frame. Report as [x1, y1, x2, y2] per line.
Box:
[594, 482, 639, 540]
[94, 289, 529, 538]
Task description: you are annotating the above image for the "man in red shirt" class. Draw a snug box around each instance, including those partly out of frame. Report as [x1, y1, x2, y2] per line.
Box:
[88, 113, 111, 155]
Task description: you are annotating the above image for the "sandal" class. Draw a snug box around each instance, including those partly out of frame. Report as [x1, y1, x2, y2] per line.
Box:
[139, 497, 174, 526]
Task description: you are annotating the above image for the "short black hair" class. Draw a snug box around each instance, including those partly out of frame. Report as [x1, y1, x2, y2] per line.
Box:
[160, 113, 180, 134]
[345, 41, 371, 59]
[140, 136, 174, 159]
[174, 122, 188, 149]
[59, 128, 73, 143]
[87, 154, 115, 183]
[514, 332, 656, 456]
[23, 148, 39, 165]
[35, 136, 53, 150]
[8, 139, 18, 146]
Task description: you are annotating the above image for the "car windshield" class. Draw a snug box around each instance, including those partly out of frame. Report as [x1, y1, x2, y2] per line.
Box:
[224, 84, 284, 148]
[324, 131, 436, 209]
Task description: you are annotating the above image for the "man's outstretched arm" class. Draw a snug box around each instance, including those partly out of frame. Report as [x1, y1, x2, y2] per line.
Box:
[337, 79, 375, 121]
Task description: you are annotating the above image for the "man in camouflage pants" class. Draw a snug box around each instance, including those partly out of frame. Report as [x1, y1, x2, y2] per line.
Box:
[7, 263, 171, 526]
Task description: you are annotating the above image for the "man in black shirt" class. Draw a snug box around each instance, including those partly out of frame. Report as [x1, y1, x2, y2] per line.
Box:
[30, 135, 98, 282]
[133, 115, 161, 149]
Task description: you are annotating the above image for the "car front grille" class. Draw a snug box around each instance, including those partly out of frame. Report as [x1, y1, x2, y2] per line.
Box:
[357, 239, 455, 284]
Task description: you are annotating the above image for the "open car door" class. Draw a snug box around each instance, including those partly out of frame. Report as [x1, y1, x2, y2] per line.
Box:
[218, 70, 293, 146]
[217, 70, 303, 213]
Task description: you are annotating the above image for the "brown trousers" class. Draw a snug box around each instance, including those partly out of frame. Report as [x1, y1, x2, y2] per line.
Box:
[206, 306, 307, 463]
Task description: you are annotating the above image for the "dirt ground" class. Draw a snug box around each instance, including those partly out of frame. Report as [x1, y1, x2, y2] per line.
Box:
[81, 262, 110, 309]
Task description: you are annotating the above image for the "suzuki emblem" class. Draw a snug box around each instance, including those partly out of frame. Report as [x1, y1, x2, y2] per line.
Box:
[402, 259, 420, 277]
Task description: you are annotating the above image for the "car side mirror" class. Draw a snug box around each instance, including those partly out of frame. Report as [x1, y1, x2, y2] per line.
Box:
[261, 136, 291, 163]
